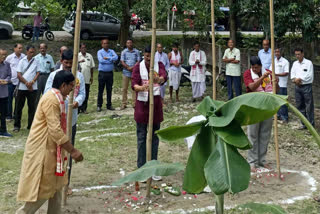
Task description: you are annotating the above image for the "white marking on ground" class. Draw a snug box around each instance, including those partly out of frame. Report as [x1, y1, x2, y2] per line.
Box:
[70, 169, 317, 214]
[77, 127, 128, 134]
[81, 118, 109, 125]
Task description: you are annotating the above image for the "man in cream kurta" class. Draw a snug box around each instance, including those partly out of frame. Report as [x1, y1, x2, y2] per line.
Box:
[16, 70, 83, 214]
[188, 41, 207, 101]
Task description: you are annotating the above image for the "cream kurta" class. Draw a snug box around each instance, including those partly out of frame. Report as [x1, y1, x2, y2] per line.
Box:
[17, 91, 69, 202]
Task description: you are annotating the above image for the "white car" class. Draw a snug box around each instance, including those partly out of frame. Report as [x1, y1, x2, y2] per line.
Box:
[0, 20, 14, 39]
[63, 11, 122, 40]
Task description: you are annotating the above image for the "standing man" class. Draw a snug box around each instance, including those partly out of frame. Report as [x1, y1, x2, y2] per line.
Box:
[120, 39, 141, 110]
[0, 49, 12, 137]
[14, 45, 40, 132]
[258, 40, 272, 70]
[35, 43, 55, 105]
[55, 46, 68, 70]
[44, 50, 85, 191]
[132, 46, 167, 181]
[155, 43, 170, 101]
[16, 71, 83, 214]
[223, 39, 242, 100]
[97, 38, 118, 112]
[270, 48, 289, 123]
[78, 43, 95, 114]
[243, 56, 277, 171]
[188, 41, 207, 102]
[168, 43, 183, 102]
[5, 43, 25, 120]
[291, 48, 314, 129]
[32, 11, 43, 43]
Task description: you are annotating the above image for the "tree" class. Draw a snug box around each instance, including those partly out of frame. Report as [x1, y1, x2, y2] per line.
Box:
[228, 0, 237, 44]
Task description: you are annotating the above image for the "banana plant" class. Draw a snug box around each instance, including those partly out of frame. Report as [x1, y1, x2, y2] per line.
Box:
[157, 93, 320, 214]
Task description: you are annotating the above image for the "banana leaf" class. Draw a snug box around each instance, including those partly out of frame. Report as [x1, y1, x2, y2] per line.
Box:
[208, 93, 288, 127]
[197, 96, 225, 117]
[237, 202, 287, 214]
[213, 120, 252, 149]
[182, 125, 216, 193]
[112, 160, 184, 186]
[156, 121, 205, 142]
[204, 138, 250, 195]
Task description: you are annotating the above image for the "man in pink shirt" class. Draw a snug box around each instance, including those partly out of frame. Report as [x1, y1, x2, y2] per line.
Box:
[33, 11, 43, 42]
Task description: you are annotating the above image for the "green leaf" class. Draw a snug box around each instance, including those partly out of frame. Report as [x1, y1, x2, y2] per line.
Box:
[208, 93, 288, 127]
[213, 120, 252, 149]
[182, 126, 216, 193]
[112, 160, 184, 186]
[156, 121, 205, 142]
[204, 138, 250, 195]
[237, 202, 287, 214]
[197, 96, 225, 117]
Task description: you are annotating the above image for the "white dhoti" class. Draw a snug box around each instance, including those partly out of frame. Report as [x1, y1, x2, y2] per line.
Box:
[168, 69, 181, 90]
[192, 82, 206, 98]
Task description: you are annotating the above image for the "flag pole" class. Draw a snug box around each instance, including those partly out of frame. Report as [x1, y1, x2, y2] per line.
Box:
[211, 0, 217, 99]
[146, 0, 157, 198]
[62, 0, 83, 206]
[269, 0, 281, 177]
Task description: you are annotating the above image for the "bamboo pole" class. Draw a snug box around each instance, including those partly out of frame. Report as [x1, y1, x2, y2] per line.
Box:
[211, 0, 217, 99]
[62, 0, 83, 206]
[269, 0, 281, 177]
[146, 0, 157, 198]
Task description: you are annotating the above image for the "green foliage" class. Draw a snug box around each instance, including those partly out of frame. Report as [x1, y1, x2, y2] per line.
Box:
[204, 138, 250, 195]
[237, 202, 287, 214]
[112, 160, 184, 186]
[242, 35, 263, 50]
[238, 0, 320, 42]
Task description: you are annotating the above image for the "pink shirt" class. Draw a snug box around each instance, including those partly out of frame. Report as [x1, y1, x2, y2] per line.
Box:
[34, 15, 43, 27]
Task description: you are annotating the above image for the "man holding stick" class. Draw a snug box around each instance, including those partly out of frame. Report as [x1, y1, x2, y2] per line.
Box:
[16, 70, 83, 214]
[132, 46, 167, 181]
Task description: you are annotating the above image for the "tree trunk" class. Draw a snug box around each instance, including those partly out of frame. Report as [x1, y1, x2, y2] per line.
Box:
[229, 0, 237, 45]
[119, 0, 131, 47]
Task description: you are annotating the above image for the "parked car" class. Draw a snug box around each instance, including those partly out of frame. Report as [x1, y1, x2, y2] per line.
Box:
[0, 20, 14, 39]
[63, 11, 122, 40]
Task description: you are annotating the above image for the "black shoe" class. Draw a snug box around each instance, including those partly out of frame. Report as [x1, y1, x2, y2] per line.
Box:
[107, 106, 115, 111]
[13, 127, 20, 132]
[97, 107, 102, 112]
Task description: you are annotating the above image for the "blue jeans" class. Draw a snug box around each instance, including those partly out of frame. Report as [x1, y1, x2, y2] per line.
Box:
[32, 27, 40, 42]
[277, 87, 288, 121]
[226, 75, 242, 100]
[7, 83, 16, 119]
[136, 123, 160, 168]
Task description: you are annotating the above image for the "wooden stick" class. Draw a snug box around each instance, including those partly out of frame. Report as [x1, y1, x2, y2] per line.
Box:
[62, 0, 83, 206]
[146, 0, 157, 198]
[269, 0, 281, 177]
[211, 0, 217, 100]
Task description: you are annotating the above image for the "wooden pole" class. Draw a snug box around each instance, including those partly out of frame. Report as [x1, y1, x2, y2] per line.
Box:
[62, 0, 83, 206]
[269, 0, 281, 177]
[211, 0, 217, 99]
[146, 0, 157, 198]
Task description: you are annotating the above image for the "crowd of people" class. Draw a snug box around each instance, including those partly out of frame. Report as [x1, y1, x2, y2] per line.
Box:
[0, 37, 315, 213]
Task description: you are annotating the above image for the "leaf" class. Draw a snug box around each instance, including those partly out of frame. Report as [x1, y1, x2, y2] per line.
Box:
[213, 120, 252, 149]
[156, 121, 205, 142]
[182, 125, 216, 193]
[112, 160, 184, 186]
[197, 96, 225, 117]
[208, 93, 288, 127]
[204, 138, 250, 195]
[237, 202, 287, 214]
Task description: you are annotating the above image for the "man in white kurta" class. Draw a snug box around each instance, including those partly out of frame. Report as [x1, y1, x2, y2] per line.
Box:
[189, 42, 207, 101]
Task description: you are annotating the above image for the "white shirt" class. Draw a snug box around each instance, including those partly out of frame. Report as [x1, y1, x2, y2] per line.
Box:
[78, 52, 95, 84]
[188, 50, 207, 82]
[5, 53, 26, 85]
[223, 48, 241, 76]
[269, 57, 289, 88]
[291, 58, 314, 85]
[17, 56, 39, 90]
